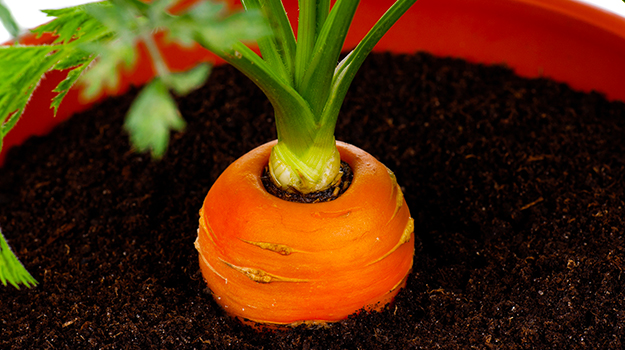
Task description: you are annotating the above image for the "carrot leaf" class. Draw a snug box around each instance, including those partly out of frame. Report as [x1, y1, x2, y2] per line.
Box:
[124, 79, 186, 158]
[0, 228, 37, 289]
[0, 0, 19, 38]
[79, 40, 137, 100]
[181, 2, 268, 53]
[34, 2, 112, 44]
[0, 0, 267, 287]
[51, 52, 98, 115]
[0, 45, 59, 138]
[167, 63, 211, 96]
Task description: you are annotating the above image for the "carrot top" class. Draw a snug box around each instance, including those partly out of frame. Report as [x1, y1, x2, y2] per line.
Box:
[199, 0, 418, 194]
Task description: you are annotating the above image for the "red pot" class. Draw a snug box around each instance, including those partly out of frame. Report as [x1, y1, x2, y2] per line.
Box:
[2, 0, 625, 161]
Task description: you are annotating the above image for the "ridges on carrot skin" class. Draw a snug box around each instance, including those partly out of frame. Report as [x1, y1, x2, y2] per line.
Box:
[366, 217, 414, 266]
[196, 141, 414, 324]
[220, 258, 310, 283]
[373, 167, 412, 265]
[386, 167, 405, 221]
[194, 236, 227, 281]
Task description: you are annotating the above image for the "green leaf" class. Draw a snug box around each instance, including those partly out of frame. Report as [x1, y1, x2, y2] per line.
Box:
[0, 45, 59, 138]
[79, 41, 137, 100]
[35, 2, 112, 44]
[0, 0, 19, 38]
[180, 2, 268, 52]
[166, 63, 211, 96]
[315, 0, 331, 37]
[324, 0, 418, 128]
[124, 79, 185, 158]
[184, 0, 226, 23]
[0, 1, 111, 152]
[0, 228, 37, 289]
[111, 0, 151, 15]
[83, 0, 143, 41]
[141, 0, 177, 21]
[52, 59, 95, 115]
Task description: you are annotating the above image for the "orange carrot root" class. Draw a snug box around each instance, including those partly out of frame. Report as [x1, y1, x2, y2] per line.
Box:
[196, 140, 414, 325]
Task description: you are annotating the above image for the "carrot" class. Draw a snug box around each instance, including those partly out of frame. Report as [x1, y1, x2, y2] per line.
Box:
[195, 140, 414, 325]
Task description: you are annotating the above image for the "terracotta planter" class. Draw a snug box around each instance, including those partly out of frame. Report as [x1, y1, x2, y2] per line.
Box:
[3, 0, 625, 163]
[195, 140, 414, 324]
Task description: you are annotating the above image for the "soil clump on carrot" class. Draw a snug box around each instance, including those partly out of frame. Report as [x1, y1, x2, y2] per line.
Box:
[261, 161, 353, 203]
[1, 52, 625, 349]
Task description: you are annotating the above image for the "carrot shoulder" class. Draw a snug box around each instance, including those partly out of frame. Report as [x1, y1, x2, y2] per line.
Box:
[196, 140, 414, 325]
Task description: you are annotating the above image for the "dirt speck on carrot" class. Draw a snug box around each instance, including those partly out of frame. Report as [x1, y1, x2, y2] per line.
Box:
[221, 259, 309, 284]
[241, 240, 293, 255]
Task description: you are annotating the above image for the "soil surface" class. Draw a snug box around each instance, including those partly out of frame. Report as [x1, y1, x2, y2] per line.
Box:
[2, 52, 625, 349]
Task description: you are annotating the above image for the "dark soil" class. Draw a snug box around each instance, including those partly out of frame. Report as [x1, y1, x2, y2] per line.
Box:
[2, 52, 625, 349]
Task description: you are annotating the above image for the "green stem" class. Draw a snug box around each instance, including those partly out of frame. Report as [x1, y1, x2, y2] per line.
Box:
[294, 0, 316, 91]
[298, 0, 359, 119]
[241, 0, 293, 84]
[142, 31, 170, 81]
[315, 0, 330, 36]
[193, 0, 417, 194]
[321, 0, 418, 130]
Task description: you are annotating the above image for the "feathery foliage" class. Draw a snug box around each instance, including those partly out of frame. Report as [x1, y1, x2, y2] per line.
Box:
[0, 228, 37, 289]
[0, 0, 264, 289]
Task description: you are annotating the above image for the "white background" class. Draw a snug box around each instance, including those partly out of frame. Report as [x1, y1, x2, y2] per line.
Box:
[2, 0, 625, 43]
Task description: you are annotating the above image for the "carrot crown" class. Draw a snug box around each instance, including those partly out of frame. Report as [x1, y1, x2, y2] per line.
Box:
[196, 0, 417, 193]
